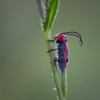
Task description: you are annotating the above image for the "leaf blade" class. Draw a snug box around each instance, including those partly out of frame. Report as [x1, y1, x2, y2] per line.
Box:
[43, 0, 59, 32]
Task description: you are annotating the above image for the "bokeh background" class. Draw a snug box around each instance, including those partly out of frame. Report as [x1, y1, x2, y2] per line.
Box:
[0, 0, 100, 100]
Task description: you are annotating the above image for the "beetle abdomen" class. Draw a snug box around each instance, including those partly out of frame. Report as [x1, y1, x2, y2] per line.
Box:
[62, 42, 69, 70]
[56, 42, 69, 71]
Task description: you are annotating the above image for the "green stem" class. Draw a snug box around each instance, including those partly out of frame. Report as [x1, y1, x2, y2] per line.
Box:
[37, 0, 65, 99]
[44, 28, 64, 100]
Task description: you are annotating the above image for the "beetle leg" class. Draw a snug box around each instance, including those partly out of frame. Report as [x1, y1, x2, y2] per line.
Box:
[54, 58, 62, 67]
[47, 40, 55, 43]
[46, 49, 57, 53]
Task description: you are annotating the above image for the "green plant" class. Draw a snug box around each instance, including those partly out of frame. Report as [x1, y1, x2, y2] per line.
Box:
[37, 0, 67, 100]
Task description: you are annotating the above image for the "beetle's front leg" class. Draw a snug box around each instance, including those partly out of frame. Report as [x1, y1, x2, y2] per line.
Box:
[47, 39, 55, 43]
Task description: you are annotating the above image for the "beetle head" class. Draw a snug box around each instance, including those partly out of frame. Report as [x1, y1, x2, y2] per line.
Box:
[54, 33, 67, 43]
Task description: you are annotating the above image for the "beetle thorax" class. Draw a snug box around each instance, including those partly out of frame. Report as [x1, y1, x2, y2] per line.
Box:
[54, 33, 67, 43]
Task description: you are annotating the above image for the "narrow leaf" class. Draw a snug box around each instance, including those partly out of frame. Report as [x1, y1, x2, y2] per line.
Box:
[61, 70, 67, 99]
[43, 0, 59, 32]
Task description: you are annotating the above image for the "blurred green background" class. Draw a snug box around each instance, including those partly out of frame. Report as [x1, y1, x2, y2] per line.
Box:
[0, 0, 100, 100]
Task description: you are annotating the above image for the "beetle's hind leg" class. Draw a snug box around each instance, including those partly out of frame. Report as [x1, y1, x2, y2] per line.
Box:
[54, 58, 62, 67]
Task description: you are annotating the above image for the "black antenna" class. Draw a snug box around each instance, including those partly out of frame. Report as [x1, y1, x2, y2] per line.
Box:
[62, 31, 83, 46]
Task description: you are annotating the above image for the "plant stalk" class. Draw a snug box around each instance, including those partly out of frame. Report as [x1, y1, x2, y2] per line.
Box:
[37, 0, 65, 99]
[44, 29, 64, 100]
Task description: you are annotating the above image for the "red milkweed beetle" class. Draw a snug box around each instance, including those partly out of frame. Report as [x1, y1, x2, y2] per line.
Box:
[47, 31, 83, 71]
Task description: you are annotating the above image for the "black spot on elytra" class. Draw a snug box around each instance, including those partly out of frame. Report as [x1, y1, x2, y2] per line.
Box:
[66, 59, 68, 62]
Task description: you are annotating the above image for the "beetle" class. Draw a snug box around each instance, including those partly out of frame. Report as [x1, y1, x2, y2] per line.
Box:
[46, 31, 83, 71]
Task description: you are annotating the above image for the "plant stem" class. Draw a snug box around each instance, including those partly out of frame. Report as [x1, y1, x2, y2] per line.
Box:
[37, 0, 46, 21]
[44, 28, 64, 100]
[37, 0, 65, 99]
